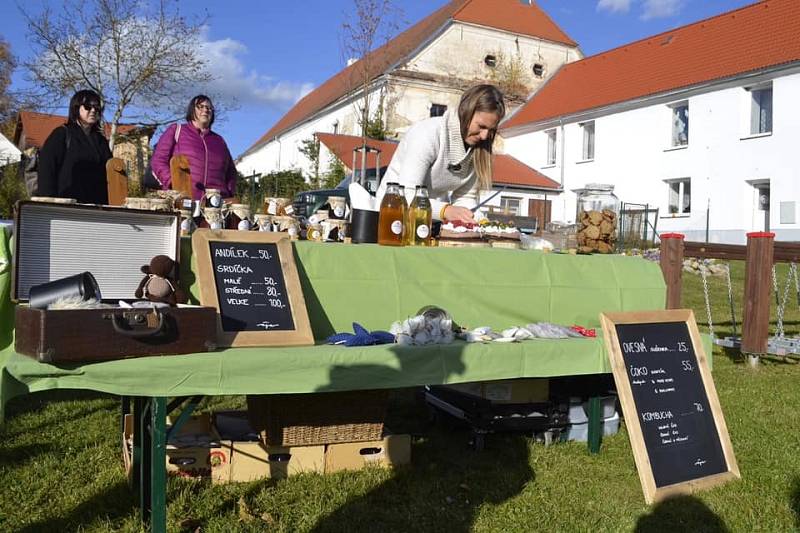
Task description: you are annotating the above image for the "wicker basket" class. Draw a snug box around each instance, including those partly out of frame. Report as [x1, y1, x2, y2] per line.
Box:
[246, 390, 388, 446]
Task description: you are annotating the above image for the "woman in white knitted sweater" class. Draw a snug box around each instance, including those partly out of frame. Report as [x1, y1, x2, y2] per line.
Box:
[376, 84, 505, 223]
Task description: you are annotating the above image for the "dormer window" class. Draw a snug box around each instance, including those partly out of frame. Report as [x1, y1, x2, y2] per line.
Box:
[533, 63, 544, 77]
[484, 54, 497, 68]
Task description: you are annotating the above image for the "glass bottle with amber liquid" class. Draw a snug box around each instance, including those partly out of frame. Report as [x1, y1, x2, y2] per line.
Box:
[378, 182, 406, 246]
[405, 185, 432, 246]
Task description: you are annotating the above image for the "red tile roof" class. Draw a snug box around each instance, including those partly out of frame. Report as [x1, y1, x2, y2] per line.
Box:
[317, 132, 561, 190]
[17, 110, 142, 149]
[503, 0, 800, 131]
[316, 133, 398, 170]
[244, 0, 576, 155]
[492, 153, 561, 190]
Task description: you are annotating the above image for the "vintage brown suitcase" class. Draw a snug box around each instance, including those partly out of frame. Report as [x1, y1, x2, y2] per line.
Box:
[12, 201, 218, 363]
[15, 305, 217, 363]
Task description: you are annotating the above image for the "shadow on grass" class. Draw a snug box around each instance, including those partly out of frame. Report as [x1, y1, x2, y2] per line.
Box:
[634, 495, 729, 533]
[311, 427, 533, 533]
[4, 389, 115, 418]
[16, 480, 135, 533]
[791, 477, 800, 530]
[0, 442, 57, 467]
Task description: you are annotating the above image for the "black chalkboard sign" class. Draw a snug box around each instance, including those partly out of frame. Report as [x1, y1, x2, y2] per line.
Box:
[601, 310, 739, 504]
[210, 241, 295, 332]
[192, 230, 313, 347]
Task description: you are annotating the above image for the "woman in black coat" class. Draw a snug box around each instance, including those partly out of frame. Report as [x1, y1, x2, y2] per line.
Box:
[37, 89, 112, 204]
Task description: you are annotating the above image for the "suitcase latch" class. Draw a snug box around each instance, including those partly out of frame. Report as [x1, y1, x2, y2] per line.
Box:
[104, 309, 166, 337]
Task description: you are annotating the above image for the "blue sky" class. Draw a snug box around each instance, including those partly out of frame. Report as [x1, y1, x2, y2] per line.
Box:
[1, 0, 755, 157]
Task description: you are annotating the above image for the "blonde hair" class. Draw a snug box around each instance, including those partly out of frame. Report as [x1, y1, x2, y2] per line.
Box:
[458, 84, 505, 191]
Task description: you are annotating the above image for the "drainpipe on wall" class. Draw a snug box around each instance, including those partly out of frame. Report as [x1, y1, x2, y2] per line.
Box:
[558, 118, 565, 189]
[559, 118, 567, 220]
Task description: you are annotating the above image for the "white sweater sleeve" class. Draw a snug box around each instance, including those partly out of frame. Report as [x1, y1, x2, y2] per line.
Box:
[449, 171, 479, 209]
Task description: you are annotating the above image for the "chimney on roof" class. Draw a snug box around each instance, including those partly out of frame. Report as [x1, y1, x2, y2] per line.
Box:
[347, 58, 358, 66]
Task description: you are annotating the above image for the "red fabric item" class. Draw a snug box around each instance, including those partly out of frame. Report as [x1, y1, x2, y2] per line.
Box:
[570, 325, 596, 338]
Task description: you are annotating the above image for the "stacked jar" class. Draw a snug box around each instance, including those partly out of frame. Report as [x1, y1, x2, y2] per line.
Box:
[575, 183, 619, 254]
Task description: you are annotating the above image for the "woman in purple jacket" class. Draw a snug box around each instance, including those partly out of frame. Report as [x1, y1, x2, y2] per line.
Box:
[150, 95, 238, 200]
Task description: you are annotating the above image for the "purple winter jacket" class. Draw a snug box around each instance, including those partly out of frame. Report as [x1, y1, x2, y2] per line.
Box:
[151, 122, 237, 200]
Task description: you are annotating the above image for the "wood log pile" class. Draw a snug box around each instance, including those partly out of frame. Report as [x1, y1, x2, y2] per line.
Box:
[577, 209, 617, 253]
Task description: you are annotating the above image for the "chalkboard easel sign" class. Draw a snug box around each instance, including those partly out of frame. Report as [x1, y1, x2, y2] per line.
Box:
[192, 229, 313, 347]
[600, 309, 739, 504]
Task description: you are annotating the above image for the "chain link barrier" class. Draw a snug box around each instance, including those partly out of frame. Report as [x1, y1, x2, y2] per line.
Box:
[701, 267, 714, 340]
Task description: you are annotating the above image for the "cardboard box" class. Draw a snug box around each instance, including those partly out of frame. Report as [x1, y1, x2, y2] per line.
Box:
[325, 434, 411, 473]
[122, 412, 220, 479]
[445, 378, 549, 404]
[211, 440, 325, 483]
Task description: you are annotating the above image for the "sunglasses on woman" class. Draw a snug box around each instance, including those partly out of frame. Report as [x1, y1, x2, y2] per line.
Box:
[82, 102, 102, 112]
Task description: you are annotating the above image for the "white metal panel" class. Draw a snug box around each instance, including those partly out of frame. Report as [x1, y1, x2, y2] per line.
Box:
[15, 204, 179, 300]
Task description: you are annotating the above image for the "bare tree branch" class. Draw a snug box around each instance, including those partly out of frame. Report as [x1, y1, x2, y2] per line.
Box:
[20, 0, 218, 150]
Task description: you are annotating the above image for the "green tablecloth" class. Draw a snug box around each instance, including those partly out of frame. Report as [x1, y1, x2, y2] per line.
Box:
[0, 229, 670, 421]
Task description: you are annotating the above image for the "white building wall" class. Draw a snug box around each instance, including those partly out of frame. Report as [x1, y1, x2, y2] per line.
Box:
[504, 69, 800, 244]
[238, 20, 580, 181]
[409, 22, 579, 91]
[0, 133, 21, 164]
[237, 85, 386, 180]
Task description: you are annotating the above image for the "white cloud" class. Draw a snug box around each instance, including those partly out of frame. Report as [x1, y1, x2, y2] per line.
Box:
[641, 0, 684, 20]
[597, 0, 633, 14]
[597, 0, 684, 19]
[198, 31, 314, 110]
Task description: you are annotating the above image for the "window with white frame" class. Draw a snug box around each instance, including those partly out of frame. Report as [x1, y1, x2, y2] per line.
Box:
[545, 129, 556, 165]
[499, 196, 521, 216]
[670, 102, 689, 146]
[749, 84, 773, 135]
[580, 121, 594, 160]
[666, 178, 691, 214]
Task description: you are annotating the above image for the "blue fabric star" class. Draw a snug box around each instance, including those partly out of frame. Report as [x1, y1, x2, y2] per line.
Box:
[326, 322, 395, 346]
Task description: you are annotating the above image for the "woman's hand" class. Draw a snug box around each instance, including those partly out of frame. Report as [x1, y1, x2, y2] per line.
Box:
[443, 205, 476, 224]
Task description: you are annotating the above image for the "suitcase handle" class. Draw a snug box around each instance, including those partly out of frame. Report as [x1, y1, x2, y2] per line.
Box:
[110, 311, 166, 337]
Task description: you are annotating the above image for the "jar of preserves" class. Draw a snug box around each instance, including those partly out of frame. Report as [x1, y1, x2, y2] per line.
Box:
[202, 207, 224, 230]
[203, 189, 223, 209]
[576, 183, 619, 254]
[327, 196, 347, 219]
[253, 214, 272, 231]
[149, 198, 173, 212]
[264, 197, 293, 216]
[226, 204, 252, 230]
[378, 182, 406, 246]
[179, 209, 195, 236]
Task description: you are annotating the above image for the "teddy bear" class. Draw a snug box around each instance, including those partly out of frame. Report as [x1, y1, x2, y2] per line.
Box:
[134, 255, 188, 306]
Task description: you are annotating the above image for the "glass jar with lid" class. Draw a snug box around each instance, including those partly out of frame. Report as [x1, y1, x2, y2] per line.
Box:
[575, 183, 619, 254]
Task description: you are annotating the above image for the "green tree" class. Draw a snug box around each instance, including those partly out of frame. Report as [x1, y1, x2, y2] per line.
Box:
[0, 163, 27, 219]
[299, 136, 321, 188]
[261, 170, 309, 199]
[323, 156, 346, 189]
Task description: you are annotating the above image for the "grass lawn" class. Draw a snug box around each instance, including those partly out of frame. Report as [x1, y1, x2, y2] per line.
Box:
[1, 260, 799, 532]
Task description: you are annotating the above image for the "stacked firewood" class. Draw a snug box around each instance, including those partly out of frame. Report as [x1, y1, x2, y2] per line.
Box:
[577, 209, 617, 254]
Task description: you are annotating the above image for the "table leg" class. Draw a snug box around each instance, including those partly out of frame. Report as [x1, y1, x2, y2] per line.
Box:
[136, 397, 167, 533]
[587, 396, 602, 454]
[149, 397, 167, 533]
[139, 398, 151, 523]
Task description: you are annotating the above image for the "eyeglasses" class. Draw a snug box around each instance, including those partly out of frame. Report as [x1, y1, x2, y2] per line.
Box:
[82, 103, 102, 112]
[195, 103, 214, 112]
